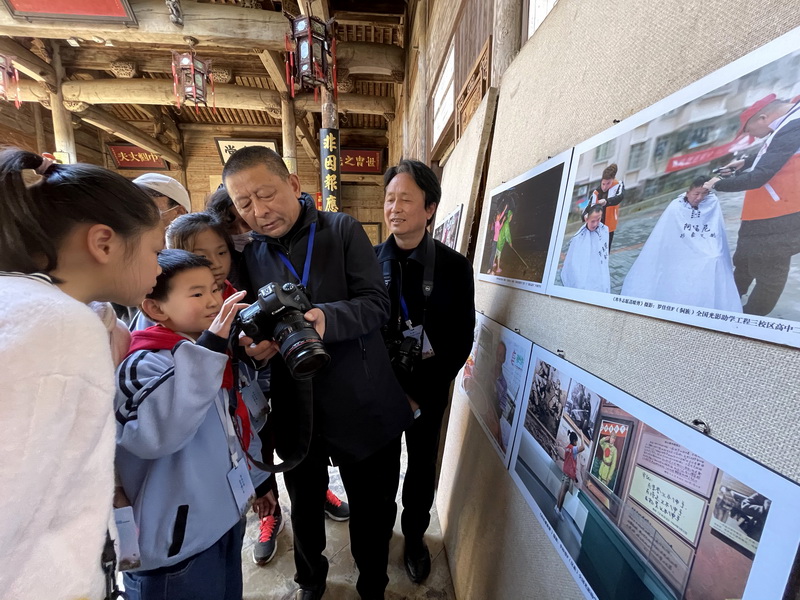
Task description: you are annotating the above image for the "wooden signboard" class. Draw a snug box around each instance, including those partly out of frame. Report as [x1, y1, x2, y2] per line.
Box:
[107, 144, 168, 170]
[1, 0, 137, 24]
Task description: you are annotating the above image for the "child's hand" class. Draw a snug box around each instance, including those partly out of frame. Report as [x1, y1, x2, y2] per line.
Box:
[252, 489, 278, 518]
[208, 290, 248, 339]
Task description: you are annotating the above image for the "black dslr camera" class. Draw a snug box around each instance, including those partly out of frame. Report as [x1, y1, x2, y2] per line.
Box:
[385, 331, 422, 380]
[236, 282, 330, 380]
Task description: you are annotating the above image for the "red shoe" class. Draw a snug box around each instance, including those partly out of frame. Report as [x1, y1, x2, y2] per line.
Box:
[324, 489, 350, 521]
[253, 513, 284, 565]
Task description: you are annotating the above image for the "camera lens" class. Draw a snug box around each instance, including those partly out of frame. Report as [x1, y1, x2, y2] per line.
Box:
[273, 311, 330, 380]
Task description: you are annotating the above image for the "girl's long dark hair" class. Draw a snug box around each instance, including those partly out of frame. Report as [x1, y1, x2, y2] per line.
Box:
[0, 148, 160, 273]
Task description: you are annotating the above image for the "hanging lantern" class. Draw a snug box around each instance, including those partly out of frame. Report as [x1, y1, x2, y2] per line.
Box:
[171, 50, 215, 114]
[284, 12, 336, 99]
[0, 54, 21, 109]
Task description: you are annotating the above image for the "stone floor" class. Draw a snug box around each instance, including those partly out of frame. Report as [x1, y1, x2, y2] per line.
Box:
[241, 447, 456, 600]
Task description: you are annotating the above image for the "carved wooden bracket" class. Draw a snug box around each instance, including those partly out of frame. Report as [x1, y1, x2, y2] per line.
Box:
[211, 66, 232, 84]
[110, 61, 138, 78]
[166, 0, 184, 27]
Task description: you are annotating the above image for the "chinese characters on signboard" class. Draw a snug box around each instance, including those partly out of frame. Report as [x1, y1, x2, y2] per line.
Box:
[214, 139, 278, 165]
[320, 128, 340, 212]
[107, 144, 168, 170]
[340, 148, 382, 174]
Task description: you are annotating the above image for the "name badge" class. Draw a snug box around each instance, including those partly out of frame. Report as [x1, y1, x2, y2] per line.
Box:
[403, 324, 435, 359]
[240, 381, 270, 432]
[227, 458, 256, 517]
[114, 506, 141, 571]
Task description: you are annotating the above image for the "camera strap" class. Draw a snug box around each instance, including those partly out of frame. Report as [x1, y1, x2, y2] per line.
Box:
[275, 222, 316, 288]
[384, 233, 435, 331]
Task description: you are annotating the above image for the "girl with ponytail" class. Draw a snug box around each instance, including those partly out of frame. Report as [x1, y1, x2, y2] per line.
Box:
[0, 149, 164, 600]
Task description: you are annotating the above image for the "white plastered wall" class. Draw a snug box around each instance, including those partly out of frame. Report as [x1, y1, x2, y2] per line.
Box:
[435, 1, 800, 599]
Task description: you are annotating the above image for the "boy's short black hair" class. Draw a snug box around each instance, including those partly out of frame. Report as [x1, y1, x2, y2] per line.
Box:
[147, 249, 212, 302]
[583, 204, 604, 219]
[568, 431, 579, 445]
[689, 175, 707, 189]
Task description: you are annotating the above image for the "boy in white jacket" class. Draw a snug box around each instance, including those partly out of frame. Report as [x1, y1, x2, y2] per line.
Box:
[115, 250, 253, 600]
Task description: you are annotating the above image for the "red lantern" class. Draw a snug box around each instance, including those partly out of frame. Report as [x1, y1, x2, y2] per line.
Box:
[0, 54, 21, 109]
[284, 12, 337, 100]
[171, 51, 215, 114]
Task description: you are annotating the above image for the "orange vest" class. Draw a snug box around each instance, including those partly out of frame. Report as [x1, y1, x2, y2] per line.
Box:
[741, 153, 800, 221]
[591, 179, 620, 231]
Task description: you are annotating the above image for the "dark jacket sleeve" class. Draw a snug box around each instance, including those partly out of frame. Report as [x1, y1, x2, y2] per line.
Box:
[605, 188, 624, 207]
[316, 219, 391, 344]
[715, 121, 800, 192]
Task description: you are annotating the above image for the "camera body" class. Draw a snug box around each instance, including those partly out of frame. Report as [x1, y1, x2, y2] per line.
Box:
[237, 282, 330, 380]
[384, 330, 422, 380]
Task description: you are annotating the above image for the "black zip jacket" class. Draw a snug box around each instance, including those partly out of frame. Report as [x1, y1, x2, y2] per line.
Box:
[240, 194, 412, 464]
[375, 233, 475, 409]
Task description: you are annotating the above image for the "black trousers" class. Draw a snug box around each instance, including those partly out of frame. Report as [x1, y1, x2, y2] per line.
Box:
[284, 435, 402, 600]
[401, 401, 447, 546]
[733, 247, 793, 316]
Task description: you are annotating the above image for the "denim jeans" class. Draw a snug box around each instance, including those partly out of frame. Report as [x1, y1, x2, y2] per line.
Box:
[122, 520, 244, 600]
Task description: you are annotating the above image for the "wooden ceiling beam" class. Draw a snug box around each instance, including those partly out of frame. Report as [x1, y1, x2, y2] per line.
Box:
[331, 12, 402, 26]
[0, 38, 56, 87]
[295, 91, 394, 117]
[59, 79, 395, 116]
[336, 41, 403, 80]
[56, 42, 401, 82]
[257, 50, 289, 95]
[0, 0, 289, 51]
[179, 122, 282, 134]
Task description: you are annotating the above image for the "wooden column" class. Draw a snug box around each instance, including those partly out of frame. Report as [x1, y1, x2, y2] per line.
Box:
[320, 86, 339, 130]
[320, 86, 340, 212]
[281, 93, 298, 174]
[491, 0, 523, 87]
[33, 103, 46, 154]
[417, 0, 428, 163]
[49, 43, 76, 163]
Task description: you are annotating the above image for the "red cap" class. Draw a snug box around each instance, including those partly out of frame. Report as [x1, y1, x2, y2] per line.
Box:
[738, 93, 777, 135]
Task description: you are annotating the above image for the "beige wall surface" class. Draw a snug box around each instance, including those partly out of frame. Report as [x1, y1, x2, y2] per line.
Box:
[436, 1, 800, 599]
[437, 87, 498, 255]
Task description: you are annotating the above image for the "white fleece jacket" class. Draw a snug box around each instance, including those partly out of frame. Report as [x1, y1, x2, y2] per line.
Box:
[0, 273, 116, 600]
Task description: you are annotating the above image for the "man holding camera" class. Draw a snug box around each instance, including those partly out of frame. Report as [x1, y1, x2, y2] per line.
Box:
[376, 160, 475, 583]
[224, 147, 412, 600]
[705, 94, 800, 315]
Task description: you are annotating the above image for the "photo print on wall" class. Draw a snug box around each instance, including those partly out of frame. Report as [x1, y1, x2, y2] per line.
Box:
[508, 346, 800, 600]
[546, 27, 800, 348]
[479, 149, 573, 293]
[433, 204, 463, 250]
[455, 312, 533, 466]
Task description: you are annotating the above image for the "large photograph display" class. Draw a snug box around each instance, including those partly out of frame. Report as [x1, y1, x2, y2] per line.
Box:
[433, 204, 463, 250]
[546, 28, 800, 348]
[479, 150, 573, 293]
[457, 312, 533, 465]
[510, 346, 800, 600]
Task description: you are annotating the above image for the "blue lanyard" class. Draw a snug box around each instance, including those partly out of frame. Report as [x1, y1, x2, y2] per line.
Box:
[275, 222, 316, 288]
[399, 295, 410, 324]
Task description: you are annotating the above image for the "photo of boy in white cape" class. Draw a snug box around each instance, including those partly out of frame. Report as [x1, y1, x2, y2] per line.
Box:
[622, 176, 742, 312]
[560, 205, 611, 293]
